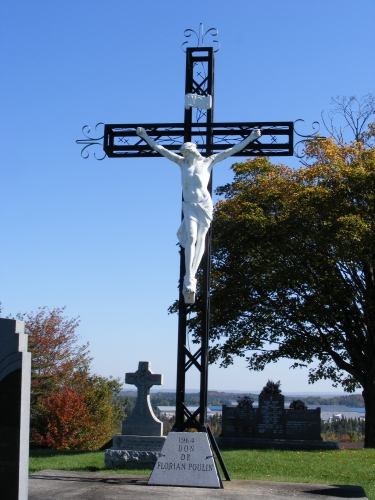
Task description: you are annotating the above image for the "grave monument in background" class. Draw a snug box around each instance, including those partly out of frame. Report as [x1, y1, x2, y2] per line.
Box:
[218, 385, 338, 450]
[105, 361, 166, 468]
[0, 318, 31, 500]
[221, 393, 322, 443]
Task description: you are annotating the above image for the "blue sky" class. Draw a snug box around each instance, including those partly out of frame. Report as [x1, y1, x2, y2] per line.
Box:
[1, 0, 374, 393]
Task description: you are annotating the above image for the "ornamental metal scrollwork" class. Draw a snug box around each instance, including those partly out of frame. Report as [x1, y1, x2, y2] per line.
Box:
[76, 123, 106, 160]
[293, 119, 325, 165]
[182, 23, 220, 52]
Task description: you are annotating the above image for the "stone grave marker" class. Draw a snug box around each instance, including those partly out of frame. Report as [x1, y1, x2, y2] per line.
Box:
[219, 396, 325, 449]
[258, 393, 285, 438]
[122, 361, 163, 436]
[105, 361, 166, 467]
[221, 405, 258, 438]
[0, 319, 31, 500]
[285, 407, 321, 440]
[148, 433, 222, 488]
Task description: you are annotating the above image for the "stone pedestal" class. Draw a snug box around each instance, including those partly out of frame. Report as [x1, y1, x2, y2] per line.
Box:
[149, 432, 222, 488]
[105, 435, 166, 467]
[0, 319, 31, 500]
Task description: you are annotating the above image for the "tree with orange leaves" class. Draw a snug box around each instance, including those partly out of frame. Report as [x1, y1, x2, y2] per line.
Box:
[23, 307, 91, 401]
[31, 386, 94, 449]
[17, 307, 125, 449]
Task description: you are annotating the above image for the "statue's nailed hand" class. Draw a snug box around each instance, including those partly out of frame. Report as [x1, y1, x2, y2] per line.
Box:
[136, 127, 146, 137]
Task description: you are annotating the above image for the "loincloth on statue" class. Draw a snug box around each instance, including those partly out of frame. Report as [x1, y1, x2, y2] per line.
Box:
[177, 195, 213, 248]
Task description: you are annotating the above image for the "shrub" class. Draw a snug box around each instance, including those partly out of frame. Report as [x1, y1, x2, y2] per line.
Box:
[340, 434, 351, 442]
[237, 395, 254, 409]
[261, 380, 282, 395]
[289, 399, 307, 410]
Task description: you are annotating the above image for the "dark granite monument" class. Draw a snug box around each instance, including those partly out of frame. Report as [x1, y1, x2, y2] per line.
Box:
[258, 393, 285, 438]
[285, 407, 321, 441]
[218, 392, 334, 450]
[221, 405, 258, 438]
[0, 318, 31, 500]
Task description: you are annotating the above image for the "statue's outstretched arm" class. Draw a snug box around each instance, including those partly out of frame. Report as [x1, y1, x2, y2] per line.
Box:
[136, 127, 181, 164]
[211, 129, 261, 164]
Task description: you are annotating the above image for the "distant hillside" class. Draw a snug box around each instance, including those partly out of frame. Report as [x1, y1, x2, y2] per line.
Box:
[301, 393, 364, 408]
[120, 390, 365, 413]
[120, 390, 253, 413]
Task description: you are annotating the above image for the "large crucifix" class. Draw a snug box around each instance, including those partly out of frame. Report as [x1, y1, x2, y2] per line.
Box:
[77, 27, 295, 479]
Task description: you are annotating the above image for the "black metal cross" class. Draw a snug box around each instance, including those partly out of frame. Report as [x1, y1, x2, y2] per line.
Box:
[77, 32, 297, 481]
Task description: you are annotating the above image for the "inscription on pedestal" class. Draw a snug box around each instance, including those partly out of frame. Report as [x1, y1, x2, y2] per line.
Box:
[113, 435, 165, 451]
[149, 433, 222, 488]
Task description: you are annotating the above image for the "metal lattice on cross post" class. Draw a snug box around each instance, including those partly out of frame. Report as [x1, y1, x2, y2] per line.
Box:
[76, 26, 303, 483]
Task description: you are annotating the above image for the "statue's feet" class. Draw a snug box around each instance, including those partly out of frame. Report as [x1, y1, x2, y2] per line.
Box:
[183, 276, 197, 294]
[183, 276, 196, 304]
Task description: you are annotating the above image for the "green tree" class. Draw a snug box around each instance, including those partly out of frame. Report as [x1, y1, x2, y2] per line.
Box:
[183, 124, 375, 447]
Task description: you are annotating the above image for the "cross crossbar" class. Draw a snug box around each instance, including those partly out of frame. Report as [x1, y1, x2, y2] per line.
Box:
[103, 121, 293, 157]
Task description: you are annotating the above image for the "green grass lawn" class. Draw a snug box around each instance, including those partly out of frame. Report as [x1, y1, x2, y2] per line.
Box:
[30, 448, 375, 500]
[220, 449, 375, 500]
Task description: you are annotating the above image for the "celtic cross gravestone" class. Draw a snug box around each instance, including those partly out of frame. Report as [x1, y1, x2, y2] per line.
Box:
[105, 361, 166, 468]
[122, 361, 163, 436]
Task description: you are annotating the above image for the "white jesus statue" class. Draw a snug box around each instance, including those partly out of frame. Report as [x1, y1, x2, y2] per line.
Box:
[136, 127, 261, 303]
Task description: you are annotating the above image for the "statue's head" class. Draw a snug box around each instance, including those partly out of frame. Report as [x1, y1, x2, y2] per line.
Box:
[180, 142, 202, 159]
[180, 142, 197, 153]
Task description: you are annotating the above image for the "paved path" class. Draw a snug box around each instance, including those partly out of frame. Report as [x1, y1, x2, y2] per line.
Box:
[29, 470, 368, 500]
